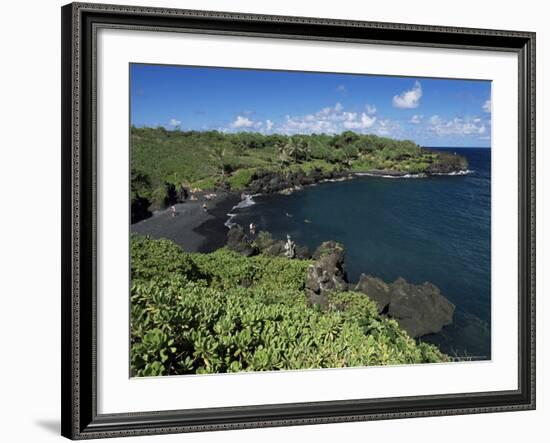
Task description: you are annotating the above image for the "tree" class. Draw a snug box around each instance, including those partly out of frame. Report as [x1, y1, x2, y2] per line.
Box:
[209, 145, 226, 180]
[302, 140, 312, 161]
[342, 144, 359, 166]
[285, 136, 310, 164]
[285, 138, 299, 164]
[232, 140, 247, 157]
[276, 141, 290, 169]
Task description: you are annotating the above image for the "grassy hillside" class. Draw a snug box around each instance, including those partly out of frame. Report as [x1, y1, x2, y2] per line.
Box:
[131, 127, 468, 210]
[130, 235, 449, 376]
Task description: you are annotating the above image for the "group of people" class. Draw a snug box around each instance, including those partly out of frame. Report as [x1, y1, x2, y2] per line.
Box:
[168, 201, 208, 217]
[169, 201, 299, 258]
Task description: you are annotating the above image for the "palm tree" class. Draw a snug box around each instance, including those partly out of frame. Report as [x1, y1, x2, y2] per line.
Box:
[276, 141, 290, 169]
[286, 139, 299, 164]
[209, 145, 226, 180]
[302, 140, 312, 161]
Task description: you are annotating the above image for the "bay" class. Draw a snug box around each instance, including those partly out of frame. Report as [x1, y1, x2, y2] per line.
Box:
[231, 148, 491, 359]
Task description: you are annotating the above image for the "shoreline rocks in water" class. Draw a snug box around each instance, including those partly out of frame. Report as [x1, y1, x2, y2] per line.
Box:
[226, 225, 257, 257]
[353, 274, 455, 337]
[245, 168, 351, 195]
[226, 228, 455, 339]
[305, 241, 348, 306]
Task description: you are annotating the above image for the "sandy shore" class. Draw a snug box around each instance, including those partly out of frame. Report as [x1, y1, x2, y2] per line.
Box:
[131, 192, 241, 253]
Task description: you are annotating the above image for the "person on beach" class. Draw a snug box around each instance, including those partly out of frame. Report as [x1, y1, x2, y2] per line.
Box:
[249, 222, 257, 236]
[170, 205, 176, 217]
[284, 234, 296, 259]
[202, 202, 208, 213]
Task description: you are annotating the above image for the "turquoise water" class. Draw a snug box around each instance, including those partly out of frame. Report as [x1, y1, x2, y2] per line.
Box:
[232, 148, 491, 359]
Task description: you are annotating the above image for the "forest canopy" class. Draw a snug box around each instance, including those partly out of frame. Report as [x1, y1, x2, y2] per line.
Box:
[131, 127, 468, 213]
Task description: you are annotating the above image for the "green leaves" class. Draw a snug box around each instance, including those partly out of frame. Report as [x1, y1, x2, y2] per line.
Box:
[131, 126, 465, 197]
[130, 236, 449, 377]
[130, 328, 177, 377]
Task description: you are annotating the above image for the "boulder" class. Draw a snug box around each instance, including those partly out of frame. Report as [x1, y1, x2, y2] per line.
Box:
[131, 196, 152, 224]
[295, 245, 312, 260]
[305, 241, 348, 306]
[387, 278, 454, 338]
[264, 241, 286, 257]
[353, 274, 455, 338]
[226, 226, 256, 257]
[354, 274, 391, 313]
[312, 241, 346, 263]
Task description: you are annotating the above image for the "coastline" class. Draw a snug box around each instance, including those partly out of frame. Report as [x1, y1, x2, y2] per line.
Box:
[222, 148, 491, 357]
[131, 191, 240, 253]
[129, 159, 489, 356]
[130, 165, 472, 254]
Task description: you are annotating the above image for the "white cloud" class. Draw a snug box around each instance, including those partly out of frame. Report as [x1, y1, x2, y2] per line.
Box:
[482, 99, 491, 113]
[343, 113, 377, 130]
[376, 119, 401, 136]
[232, 115, 254, 128]
[168, 118, 181, 127]
[365, 104, 377, 115]
[409, 114, 423, 124]
[428, 114, 487, 136]
[265, 119, 274, 131]
[392, 81, 423, 109]
[280, 103, 377, 135]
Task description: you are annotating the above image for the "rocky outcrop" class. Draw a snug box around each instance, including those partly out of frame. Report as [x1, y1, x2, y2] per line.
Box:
[354, 274, 391, 313]
[426, 150, 469, 174]
[226, 226, 257, 257]
[264, 241, 285, 257]
[131, 196, 152, 224]
[226, 228, 455, 337]
[263, 241, 311, 259]
[245, 168, 349, 195]
[305, 242, 348, 306]
[354, 274, 455, 338]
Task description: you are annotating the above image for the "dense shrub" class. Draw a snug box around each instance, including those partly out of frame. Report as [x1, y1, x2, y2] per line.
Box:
[130, 235, 449, 376]
[130, 127, 468, 210]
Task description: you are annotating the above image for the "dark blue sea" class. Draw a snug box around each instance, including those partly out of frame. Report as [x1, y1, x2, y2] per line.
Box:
[231, 148, 491, 359]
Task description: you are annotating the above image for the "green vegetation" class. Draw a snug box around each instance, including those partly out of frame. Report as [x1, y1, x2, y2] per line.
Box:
[131, 127, 468, 211]
[130, 235, 449, 377]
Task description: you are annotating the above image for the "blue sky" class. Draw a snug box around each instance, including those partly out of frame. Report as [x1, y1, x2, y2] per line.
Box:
[130, 64, 491, 148]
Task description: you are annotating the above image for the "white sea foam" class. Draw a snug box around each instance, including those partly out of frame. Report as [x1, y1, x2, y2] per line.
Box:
[233, 194, 257, 209]
[354, 172, 417, 179]
[355, 170, 473, 179]
[224, 214, 237, 229]
[224, 194, 258, 228]
[432, 169, 474, 176]
[319, 176, 352, 183]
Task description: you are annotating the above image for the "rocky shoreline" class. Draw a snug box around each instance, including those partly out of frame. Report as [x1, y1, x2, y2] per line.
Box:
[226, 227, 455, 339]
[244, 168, 352, 195]
[132, 165, 465, 342]
[241, 163, 470, 197]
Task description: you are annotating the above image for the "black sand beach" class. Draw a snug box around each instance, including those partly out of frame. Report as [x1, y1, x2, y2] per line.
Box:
[131, 192, 240, 253]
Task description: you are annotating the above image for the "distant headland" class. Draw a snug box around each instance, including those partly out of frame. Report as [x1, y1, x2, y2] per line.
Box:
[131, 127, 469, 223]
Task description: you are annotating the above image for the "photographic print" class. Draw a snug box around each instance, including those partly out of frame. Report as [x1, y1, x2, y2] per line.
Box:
[129, 64, 491, 377]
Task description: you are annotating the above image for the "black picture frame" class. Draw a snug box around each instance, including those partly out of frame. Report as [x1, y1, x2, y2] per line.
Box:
[61, 2, 536, 439]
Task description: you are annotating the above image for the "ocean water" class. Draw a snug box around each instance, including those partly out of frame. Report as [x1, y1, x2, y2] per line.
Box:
[231, 148, 491, 359]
